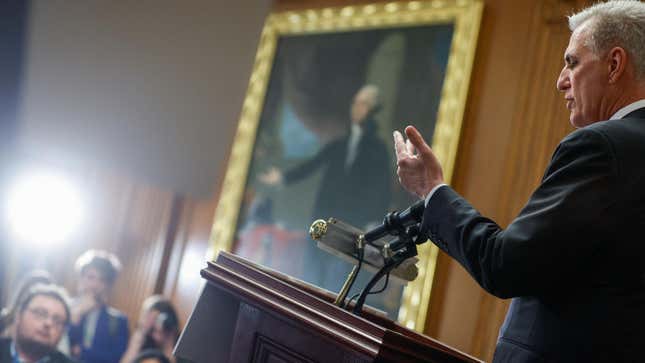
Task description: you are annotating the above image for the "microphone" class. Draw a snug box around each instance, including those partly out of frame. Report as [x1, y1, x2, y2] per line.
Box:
[363, 199, 426, 243]
[309, 218, 418, 281]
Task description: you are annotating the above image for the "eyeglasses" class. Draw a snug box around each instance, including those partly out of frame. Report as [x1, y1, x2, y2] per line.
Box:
[26, 307, 67, 329]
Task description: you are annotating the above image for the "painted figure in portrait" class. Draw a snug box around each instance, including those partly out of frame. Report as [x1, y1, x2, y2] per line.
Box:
[232, 24, 453, 317]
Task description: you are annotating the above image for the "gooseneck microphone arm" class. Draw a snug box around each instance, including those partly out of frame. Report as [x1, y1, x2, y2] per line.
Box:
[353, 226, 420, 315]
[352, 201, 430, 315]
[363, 199, 426, 243]
[334, 236, 365, 307]
[310, 198, 429, 314]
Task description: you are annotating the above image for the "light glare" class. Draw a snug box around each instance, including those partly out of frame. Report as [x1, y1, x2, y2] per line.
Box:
[6, 171, 84, 247]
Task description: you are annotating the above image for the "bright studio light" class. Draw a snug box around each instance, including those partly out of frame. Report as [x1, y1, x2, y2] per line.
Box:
[6, 170, 84, 247]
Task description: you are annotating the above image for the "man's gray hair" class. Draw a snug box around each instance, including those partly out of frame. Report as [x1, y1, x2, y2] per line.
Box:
[568, 0, 645, 78]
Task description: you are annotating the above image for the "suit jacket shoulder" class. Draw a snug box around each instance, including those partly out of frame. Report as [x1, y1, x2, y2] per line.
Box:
[585, 116, 645, 185]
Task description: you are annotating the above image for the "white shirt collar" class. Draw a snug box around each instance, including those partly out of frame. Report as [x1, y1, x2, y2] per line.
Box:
[350, 123, 363, 137]
[609, 99, 645, 119]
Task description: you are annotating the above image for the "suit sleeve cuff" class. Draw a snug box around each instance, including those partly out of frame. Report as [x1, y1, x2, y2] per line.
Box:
[425, 183, 448, 207]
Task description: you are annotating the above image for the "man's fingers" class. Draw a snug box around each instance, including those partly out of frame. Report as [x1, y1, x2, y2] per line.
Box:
[406, 139, 415, 156]
[405, 125, 436, 160]
[393, 130, 409, 160]
[404, 126, 429, 150]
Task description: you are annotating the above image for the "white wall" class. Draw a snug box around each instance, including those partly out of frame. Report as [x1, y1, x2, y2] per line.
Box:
[18, 1, 270, 197]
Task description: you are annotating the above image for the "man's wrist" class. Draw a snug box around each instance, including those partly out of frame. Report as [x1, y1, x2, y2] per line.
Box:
[424, 183, 448, 207]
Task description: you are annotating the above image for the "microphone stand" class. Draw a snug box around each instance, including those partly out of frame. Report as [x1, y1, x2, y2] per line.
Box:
[352, 225, 421, 316]
[334, 235, 365, 307]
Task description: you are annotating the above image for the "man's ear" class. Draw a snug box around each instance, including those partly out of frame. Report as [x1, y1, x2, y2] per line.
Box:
[608, 46, 628, 84]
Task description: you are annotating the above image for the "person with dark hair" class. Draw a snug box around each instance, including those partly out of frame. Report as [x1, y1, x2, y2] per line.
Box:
[131, 350, 170, 363]
[0, 284, 74, 363]
[0, 270, 53, 336]
[67, 250, 128, 363]
[120, 296, 179, 363]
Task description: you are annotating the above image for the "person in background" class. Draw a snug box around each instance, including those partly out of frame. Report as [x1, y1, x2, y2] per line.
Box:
[68, 250, 128, 363]
[0, 270, 53, 337]
[0, 284, 74, 363]
[120, 296, 179, 363]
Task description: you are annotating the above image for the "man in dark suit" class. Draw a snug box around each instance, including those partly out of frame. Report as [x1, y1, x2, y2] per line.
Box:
[1, 284, 74, 363]
[394, 1, 645, 361]
[260, 84, 391, 229]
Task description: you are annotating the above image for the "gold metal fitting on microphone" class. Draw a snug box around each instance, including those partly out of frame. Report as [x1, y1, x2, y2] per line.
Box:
[309, 219, 328, 240]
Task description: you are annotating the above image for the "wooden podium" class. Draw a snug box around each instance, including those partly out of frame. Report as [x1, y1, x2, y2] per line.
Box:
[175, 252, 482, 363]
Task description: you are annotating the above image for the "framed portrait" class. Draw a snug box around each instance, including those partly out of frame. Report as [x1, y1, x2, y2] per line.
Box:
[210, 0, 482, 331]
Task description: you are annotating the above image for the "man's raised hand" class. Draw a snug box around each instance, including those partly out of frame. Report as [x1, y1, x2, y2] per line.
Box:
[393, 126, 444, 199]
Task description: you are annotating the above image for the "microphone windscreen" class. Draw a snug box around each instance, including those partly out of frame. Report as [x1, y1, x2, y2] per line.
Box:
[315, 218, 362, 255]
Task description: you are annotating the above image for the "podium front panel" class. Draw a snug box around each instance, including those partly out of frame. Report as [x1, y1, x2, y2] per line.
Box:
[175, 283, 241, 363]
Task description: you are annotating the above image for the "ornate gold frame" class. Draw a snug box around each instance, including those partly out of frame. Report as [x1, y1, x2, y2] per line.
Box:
[209, 0, 483, 332]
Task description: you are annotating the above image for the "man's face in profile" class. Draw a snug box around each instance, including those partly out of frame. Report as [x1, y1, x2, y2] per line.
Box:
[557, 22, 611, 127]
[15, 295, 67, 355]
